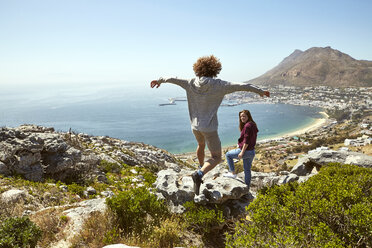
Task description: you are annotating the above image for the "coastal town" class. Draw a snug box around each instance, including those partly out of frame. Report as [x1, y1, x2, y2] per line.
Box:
[181, 85, 372, 172]
[226, 84, 371, 111]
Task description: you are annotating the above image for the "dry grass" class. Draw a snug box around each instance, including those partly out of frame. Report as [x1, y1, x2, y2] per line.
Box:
[342, 144, 372, 155]
[353, 144, 372, 155]
[362, 144, 372, 155]
[69, 210, 190, 248]
[30, 207, 70, 247]
[285, 158, 298, 169]
[69, 211, 119, 248]
[329, 142, 346, 150]
[0, 200, 26, 219]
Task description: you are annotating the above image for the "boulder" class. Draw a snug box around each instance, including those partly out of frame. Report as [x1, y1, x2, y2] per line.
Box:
[155, 162, 308, 215]
[20, 163, 44, 182]
[0, 126, 87, 182]
[15, 151, 41, 167]
[344, 154, 372, 167]
[1, 189, 28, 204]
[154, 164, 251, 214]
[200, 176, 249, 204]
[155, 168, 194, 213]
[275, 173, 299, 185]
[250, 171, 277, 190]
[291, 149, 372, 176]
[290, 156, 319, 176]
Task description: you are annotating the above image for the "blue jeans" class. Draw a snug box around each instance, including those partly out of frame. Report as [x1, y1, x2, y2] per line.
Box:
[225, 148, 255, 187]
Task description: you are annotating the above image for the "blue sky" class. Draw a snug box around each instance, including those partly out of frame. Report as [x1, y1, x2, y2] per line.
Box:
[1, 0, 371, 87]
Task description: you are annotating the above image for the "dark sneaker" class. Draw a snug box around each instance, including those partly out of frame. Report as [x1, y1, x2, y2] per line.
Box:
[192, 171, 203, 195]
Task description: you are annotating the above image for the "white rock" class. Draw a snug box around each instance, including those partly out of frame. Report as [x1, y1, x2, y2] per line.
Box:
[59, 185, 68, 192]
[86, 186, 96, 195]
[194, 194, 207, 204]
[101, 191, 114, 197]
[51, 198, 107, 248]
[1, 189, 27, 203]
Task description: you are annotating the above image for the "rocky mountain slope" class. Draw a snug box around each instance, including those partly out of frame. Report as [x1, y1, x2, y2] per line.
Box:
[247, 46, 372, 87]
[0, 124, 177, 183]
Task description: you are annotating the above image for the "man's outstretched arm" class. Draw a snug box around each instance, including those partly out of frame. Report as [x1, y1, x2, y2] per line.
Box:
[223, 80, 270, 97]
[150, 77, 188, 89]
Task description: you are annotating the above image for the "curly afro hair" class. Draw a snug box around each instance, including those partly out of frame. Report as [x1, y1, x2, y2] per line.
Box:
[193, 55, 222, 78]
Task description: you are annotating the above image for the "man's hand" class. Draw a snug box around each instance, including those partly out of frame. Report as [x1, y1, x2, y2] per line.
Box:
[260, 91, 270, 97]
[150, 80, 161, 88]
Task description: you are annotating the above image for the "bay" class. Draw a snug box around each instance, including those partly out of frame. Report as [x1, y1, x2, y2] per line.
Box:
[0, 82, 322, 154]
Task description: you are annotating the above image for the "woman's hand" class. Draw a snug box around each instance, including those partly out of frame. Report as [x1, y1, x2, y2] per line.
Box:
[238, 151, 243, 159]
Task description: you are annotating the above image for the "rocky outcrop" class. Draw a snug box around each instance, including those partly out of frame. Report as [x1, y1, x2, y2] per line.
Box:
[155, 163, 300, 217]
[156, 148, 372, 217]
[291, 149, 372, 176]
[155, 163, 252, 216]
[0, 125, 177, 183]
[250, 170, 300, 190]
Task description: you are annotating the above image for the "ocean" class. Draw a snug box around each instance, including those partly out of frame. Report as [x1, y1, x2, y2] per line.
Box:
[0, 82, 322, 154]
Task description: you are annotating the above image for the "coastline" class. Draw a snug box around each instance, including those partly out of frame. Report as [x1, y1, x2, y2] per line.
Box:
[175, 111, 329, 157]
[257, 111, 329, 143]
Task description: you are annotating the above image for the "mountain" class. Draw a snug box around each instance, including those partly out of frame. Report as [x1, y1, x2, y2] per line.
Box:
[247, 46, 372, 87]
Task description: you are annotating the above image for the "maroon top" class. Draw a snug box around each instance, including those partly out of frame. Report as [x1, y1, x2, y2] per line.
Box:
[238, 121, 258, 150]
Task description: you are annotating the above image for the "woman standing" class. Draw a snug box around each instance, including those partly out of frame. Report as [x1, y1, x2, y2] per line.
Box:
[223, 110, 258, 188]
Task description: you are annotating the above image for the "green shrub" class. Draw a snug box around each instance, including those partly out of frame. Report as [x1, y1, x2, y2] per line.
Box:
[99, 160, 123, 173]
[183, 201, 225, 234]
[0, 217, 42, 248]
[106, 187, 168, 234]
[142, 170, 157, 186]
[67, 183, 85, 197]
[226, 164, 372, 247]
[102, 227, 121, 245]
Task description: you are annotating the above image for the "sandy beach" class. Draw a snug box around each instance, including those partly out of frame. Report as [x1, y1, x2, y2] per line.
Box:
[257, 111, 330, 143]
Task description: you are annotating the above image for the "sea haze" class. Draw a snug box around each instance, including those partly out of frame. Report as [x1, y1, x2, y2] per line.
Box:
[0, 82, 322, 154]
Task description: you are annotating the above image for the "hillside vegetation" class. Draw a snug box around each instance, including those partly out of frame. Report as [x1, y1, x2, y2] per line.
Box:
[1, 162, 371, 247]
[226, 164, 372, 247]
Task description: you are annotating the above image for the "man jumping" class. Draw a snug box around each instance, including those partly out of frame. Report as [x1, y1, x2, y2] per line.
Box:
[150, 55, 270, 195]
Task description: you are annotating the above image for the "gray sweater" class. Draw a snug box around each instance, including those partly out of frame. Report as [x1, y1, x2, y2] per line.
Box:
[158, 76, 264, 132]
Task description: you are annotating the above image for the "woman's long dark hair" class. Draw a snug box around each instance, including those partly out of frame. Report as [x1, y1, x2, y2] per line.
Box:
[239, 110, 256, 131]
